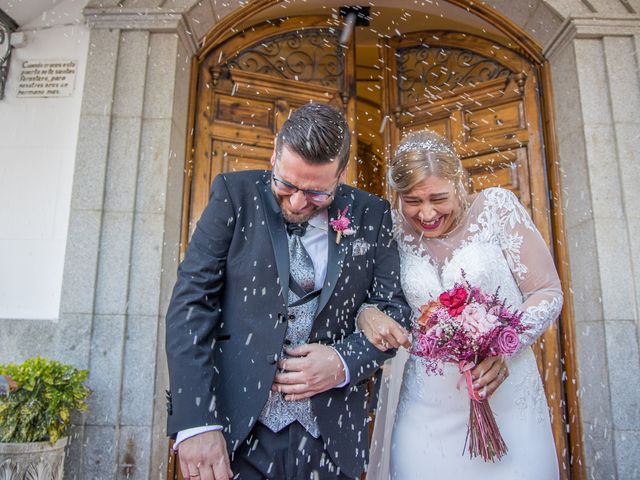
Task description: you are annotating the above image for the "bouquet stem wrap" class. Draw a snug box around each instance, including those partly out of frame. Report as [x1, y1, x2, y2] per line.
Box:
[459, 361, 508, 462]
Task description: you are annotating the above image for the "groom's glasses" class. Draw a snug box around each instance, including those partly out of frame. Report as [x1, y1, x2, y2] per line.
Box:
[271, 172, 336, 204]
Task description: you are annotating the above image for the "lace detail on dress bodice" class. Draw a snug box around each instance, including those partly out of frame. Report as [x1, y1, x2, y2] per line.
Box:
[398, 243, 523, 315]
[398, 251, 441, 312]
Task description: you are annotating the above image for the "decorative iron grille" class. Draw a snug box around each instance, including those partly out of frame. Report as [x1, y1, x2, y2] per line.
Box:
[396, 45, 512, 104]
[227, 29, 344, 88]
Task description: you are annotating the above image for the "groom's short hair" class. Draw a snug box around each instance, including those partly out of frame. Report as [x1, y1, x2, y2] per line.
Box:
[275, 102, 350, 173]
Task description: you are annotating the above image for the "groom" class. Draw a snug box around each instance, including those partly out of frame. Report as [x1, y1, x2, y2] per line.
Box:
[165, 103, 410, 480]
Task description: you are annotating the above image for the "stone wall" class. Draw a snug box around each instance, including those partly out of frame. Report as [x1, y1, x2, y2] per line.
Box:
[53, 12, 193, 477]
[545, 14, 640, 479]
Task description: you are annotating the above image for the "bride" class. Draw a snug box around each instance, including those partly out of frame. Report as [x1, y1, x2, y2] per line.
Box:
[361, 130, 562, 479]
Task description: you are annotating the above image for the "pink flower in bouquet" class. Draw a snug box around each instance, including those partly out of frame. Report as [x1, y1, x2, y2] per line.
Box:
[439, 287, 468, 317]
[460, 304, 499, 338]
[496, 327, 520, 355]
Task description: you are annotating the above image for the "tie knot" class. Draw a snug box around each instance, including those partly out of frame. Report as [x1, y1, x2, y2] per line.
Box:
[286, 222, 308, 237]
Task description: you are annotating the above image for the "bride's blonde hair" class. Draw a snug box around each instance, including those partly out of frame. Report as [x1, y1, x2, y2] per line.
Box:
[388, 130, 470, 219]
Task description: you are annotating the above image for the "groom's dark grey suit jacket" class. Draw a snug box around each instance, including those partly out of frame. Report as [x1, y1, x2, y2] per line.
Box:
[165, 170, 410, 478]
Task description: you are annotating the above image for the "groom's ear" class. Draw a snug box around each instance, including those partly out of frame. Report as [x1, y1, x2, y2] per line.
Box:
[270, 147, 277, 168]
[338, 167, 347, 184]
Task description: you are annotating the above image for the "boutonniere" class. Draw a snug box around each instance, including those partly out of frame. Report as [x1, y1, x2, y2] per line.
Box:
[329, 207, 356, 244]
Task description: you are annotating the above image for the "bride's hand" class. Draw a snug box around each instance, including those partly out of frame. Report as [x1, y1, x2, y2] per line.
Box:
[358, 307, 410, 351]
[471, 356, 509, 399]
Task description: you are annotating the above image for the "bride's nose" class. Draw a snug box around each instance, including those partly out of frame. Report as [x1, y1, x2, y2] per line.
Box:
[418, 207, 437, 223]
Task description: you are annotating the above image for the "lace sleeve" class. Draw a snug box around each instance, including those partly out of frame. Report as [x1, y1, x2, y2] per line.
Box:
[487, 188, 563, 347]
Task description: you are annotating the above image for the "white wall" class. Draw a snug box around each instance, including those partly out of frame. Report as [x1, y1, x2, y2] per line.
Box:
[0, 0, 89, 319]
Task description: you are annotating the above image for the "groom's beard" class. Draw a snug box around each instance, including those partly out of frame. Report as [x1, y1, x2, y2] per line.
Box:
[272, 188, 330, 224]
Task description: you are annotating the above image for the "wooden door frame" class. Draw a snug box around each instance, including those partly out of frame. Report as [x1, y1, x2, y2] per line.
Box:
[178, 2, 584, 480]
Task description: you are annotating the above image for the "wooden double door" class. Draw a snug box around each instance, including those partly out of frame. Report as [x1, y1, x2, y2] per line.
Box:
[173, 15, 572, 480]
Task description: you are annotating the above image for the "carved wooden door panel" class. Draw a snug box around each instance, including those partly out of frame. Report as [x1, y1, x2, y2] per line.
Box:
[170, 16, 357, 480]
[380, 31, 569, 479]
[185, 16, 357, 240]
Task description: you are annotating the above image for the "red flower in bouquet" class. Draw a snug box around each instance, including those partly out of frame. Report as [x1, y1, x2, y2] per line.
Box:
[439, 286, 468, 316]
[411, 276, 525, 462]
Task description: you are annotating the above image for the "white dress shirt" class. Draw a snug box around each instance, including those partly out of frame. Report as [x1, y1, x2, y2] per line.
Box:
[174, 210, 353, 448]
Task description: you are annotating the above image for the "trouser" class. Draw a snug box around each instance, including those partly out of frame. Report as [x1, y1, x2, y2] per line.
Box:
[230, 421, 355, 480]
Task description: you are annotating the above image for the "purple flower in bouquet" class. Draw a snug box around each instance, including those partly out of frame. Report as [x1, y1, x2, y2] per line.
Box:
[469, 287, 488, 304]
[415, 336, 437, 365]
[496, 327, 520, 355]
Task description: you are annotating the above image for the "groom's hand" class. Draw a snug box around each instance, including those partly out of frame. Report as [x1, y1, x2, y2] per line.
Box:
[177, 430, 233, 480]
[272, 344, 346, 401]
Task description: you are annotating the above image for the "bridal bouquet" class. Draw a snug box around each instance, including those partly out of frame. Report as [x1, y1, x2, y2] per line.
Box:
[411, 277, 525, 462]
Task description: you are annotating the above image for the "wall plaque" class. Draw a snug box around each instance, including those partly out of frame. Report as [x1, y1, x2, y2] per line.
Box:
[17, 60, 77, 98]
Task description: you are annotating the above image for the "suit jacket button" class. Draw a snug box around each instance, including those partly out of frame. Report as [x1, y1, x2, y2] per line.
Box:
[283, 339, 292, 346]
[288, 313, 296, 321]
[266, 353, 278, 364]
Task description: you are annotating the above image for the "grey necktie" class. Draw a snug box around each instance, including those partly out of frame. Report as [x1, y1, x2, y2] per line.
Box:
[286, 222, 315, 293]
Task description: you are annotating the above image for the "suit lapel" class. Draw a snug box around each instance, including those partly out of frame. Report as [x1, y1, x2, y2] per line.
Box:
[316, 188, 353, 317]
[257, 173, 289, 305]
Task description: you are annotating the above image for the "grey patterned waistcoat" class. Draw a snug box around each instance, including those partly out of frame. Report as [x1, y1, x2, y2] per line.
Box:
[258, 282, 321, 437]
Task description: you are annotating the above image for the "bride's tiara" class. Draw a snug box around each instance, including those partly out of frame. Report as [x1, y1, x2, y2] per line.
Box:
[394, 134, 457, 159]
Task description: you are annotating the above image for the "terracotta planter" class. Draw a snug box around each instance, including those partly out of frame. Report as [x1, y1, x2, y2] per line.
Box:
[0, 437, 67, 480]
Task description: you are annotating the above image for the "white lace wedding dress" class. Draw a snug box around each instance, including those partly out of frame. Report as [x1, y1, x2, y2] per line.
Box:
[367, 187, 562, 480]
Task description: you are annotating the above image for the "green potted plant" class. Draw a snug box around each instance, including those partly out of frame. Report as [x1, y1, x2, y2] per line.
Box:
[0, 357, 90, 480]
